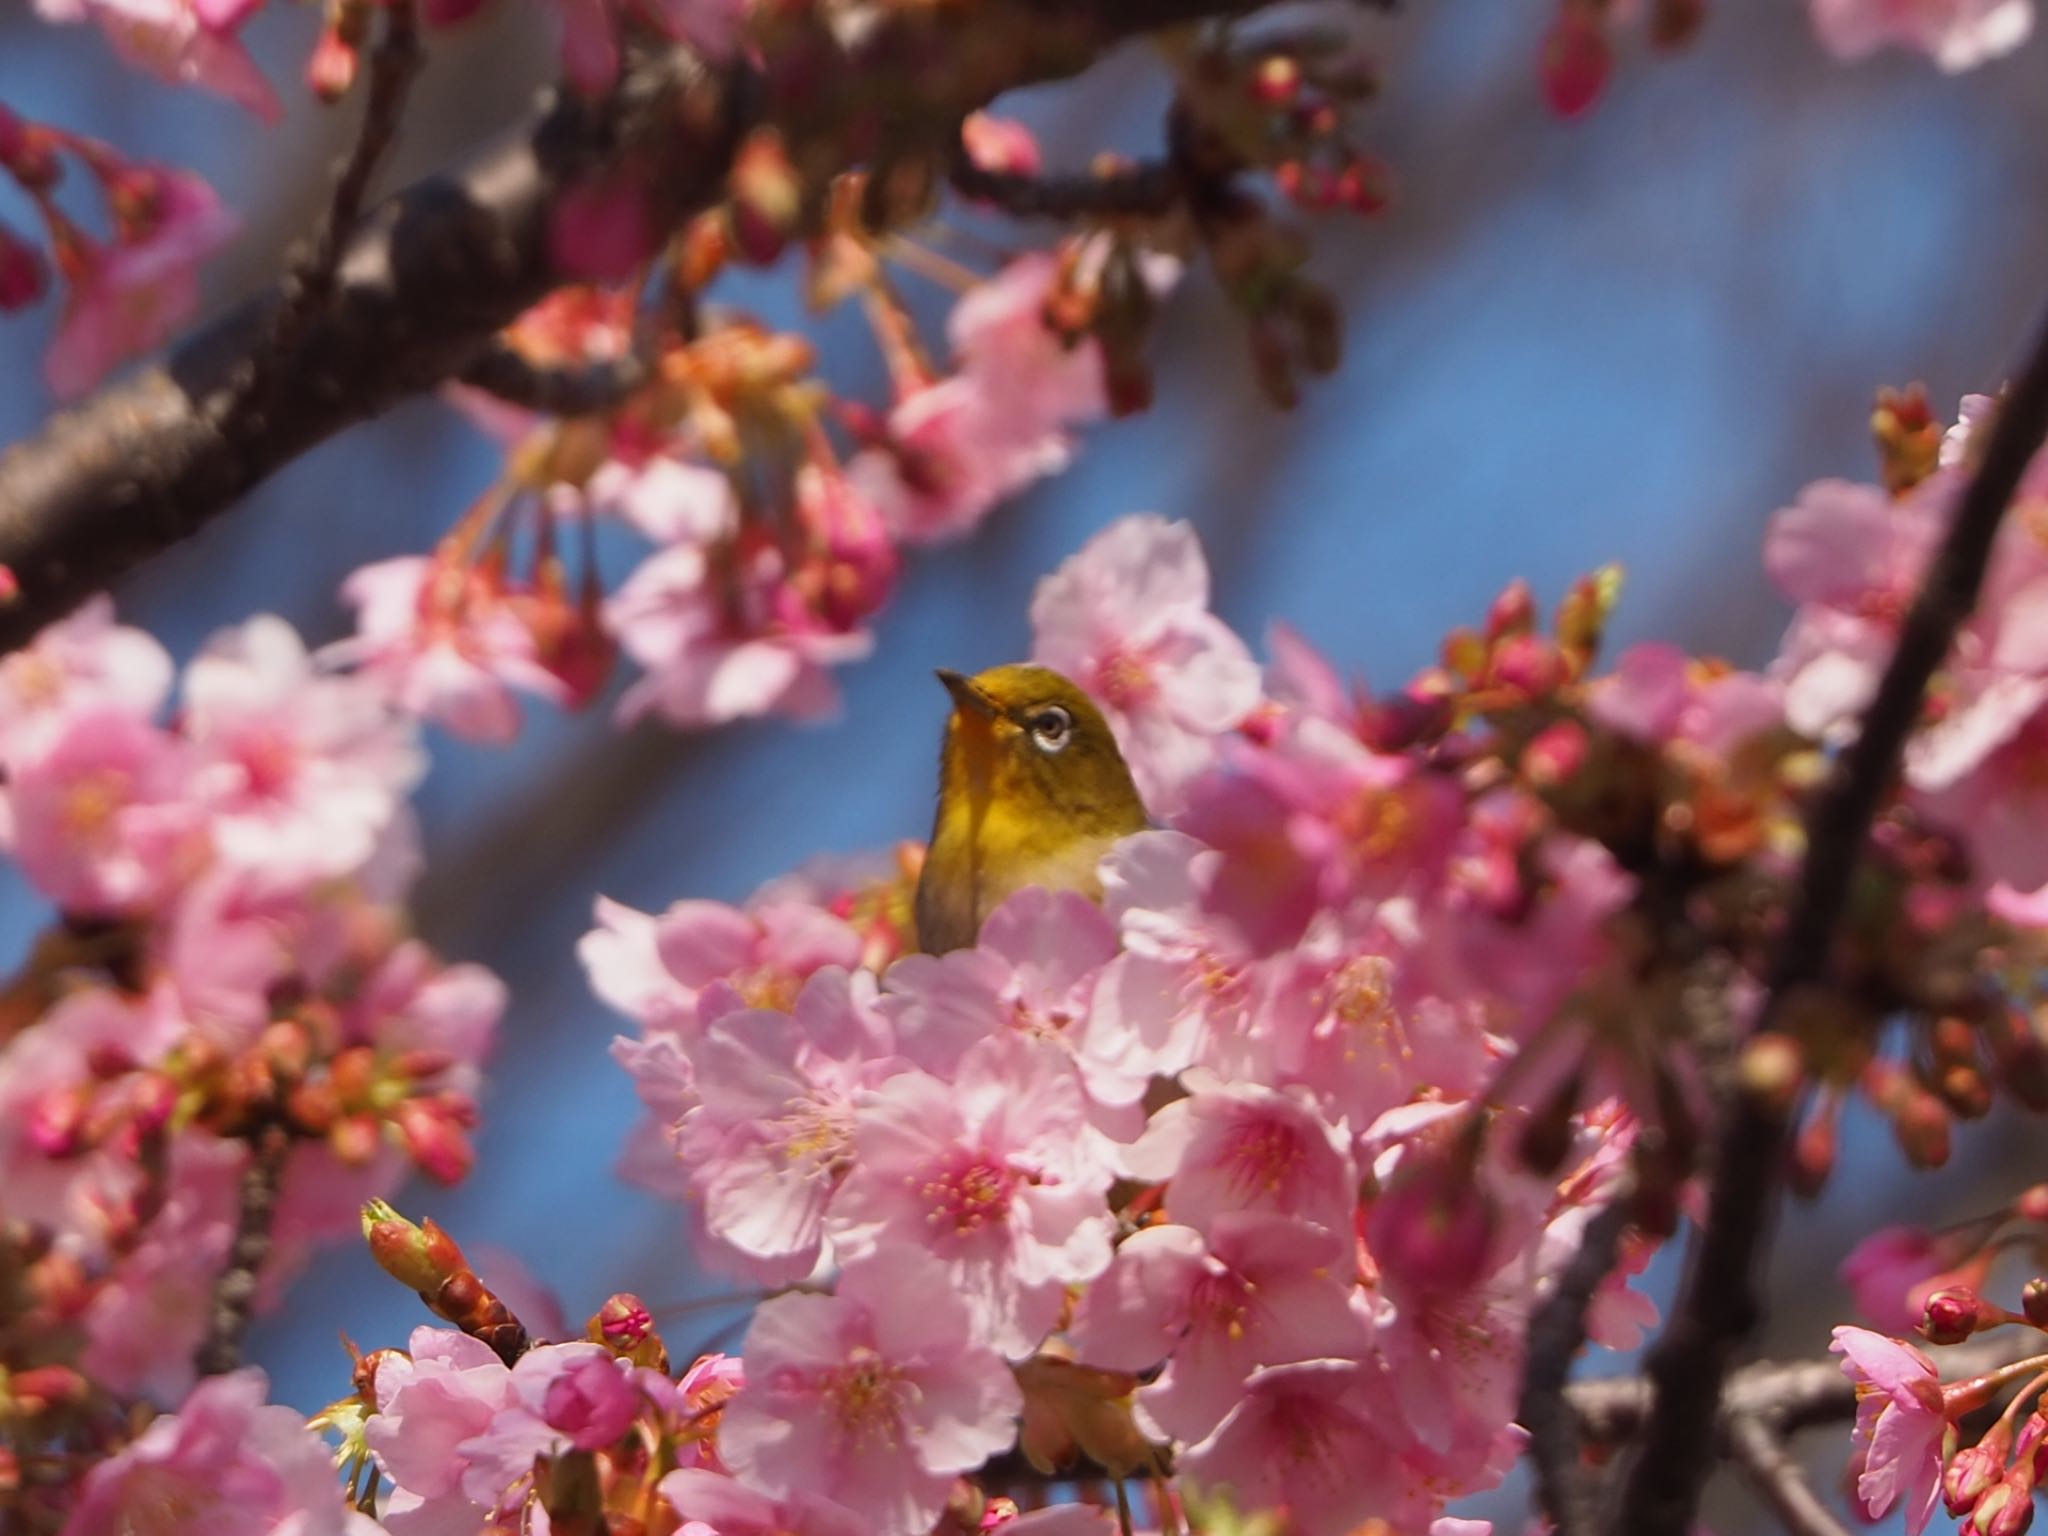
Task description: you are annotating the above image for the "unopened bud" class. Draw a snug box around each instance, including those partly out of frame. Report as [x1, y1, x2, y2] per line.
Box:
[1973, 1476, 2036, 1536]
[394, 1098, 475, 1184]
[363, 1200, 467, 1294]
[1922, 1286, 1992, 1345]
[2024, 1278, 2048, 1328]
[1487, 578, 1539, 640]
[4, 1364, 89, 1415]
[307, 28, 359, 101]
[1950, 1434, 2008, 1516]
[1541, 7, 1611, 119]
[1894, 1087, 1953, 1170]
[590, 1293, 668, 1371]
[2020, 1185, 2048, 1225]
[352, 1345, 405, 1400]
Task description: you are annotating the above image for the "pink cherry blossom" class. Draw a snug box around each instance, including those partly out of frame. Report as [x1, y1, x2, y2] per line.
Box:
[881, 885, 1119, 1080]
[79, 1133, 240, 1403]
[720, 1249, 1023, 1536]
[660, 1467, 865, 1536]
[950, 253, 1108, 429]
[1031, 513, 1260, 814]
[1180, 721, 1464, 953]
[848, 374, 1074, 545]
[1125, 1073, 1357, 1241]
[829, 1034, 1117, 1357]
[32, 0, 279, 118]
[46, 167, 240, 398]
[1079, 832, 1251, 1105]
[369, 1326, 522, 1534]
[181, 614, 422, 889]
[1588, 642, 1784, 758]
[61, 1367, 376, 1536]
[3, 703, 199, 915]
[1068, 1213, 1370, 1443]
[1809, 0, 2031, 70]
[1832, 1325, 1949, 1535]
[676, 967, 904, 1279]
[455, 1343, 644, 1510]
[1178, 1359, 1428, 1536]
[0, 595, 172, 765]
[326, 555, 568, 742]
[580, 894, 696, 1033]
[608, 535, 873, 728]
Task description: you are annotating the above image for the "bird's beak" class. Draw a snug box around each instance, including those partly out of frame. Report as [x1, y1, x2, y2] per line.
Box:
[936, 668, 1000, 721]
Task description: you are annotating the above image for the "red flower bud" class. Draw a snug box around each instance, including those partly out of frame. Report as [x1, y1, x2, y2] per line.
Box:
[1922, 1286, 1990, 1345]
[2025, 1278, 2048, 1328]
[1949, 1431, 2009, 1517]
[1541, 8, 1612, 119]
[363, 1201, 468, 1294]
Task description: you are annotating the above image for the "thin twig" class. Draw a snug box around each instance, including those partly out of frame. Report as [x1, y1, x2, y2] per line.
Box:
[240, 0, 424, 408]
[950, 155, 1184, 220]
[1725, 1411, 1856, 1536]
[1566, 1331, 2039, 1447]
[456, 344, 649, 417]
[1519, 1198, 1632, 1536]
[193, 1123, 292, 1377]
[1610, 298, 2048, 1536]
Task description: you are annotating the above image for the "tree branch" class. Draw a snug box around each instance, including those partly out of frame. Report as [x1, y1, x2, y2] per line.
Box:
[1519, 1199, 1631, 1536]
[1607, 295, 2048, 1536]
[455, 344, 649, 416]
[1725, 1412, 1855, 1536]
[192, 1123, 291, 1377]
[237, 0, 423, 409]
[0, 0, 1283, 653]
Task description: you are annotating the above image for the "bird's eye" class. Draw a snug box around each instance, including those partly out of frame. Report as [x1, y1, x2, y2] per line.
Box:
[1028, 705, 1073, 753]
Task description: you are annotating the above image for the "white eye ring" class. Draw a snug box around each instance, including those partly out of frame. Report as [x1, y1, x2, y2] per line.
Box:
[1029, 705, 1073, 754]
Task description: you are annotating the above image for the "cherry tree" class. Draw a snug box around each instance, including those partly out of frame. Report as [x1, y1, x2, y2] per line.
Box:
[2, 2, 2048, 1536]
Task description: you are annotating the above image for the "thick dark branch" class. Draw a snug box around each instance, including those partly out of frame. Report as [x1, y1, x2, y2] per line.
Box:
[950, 156, 1183, 219]
[0, 0, 1280, 651]
[1725, 1412, 1855, 1536]
[192, 1123, 291, 1377]
[456, 344, 649, 416]
[1608, 296, 2048, 1536]
[1519, 1199, 1631, 1536]
[0, 46, 743, 652]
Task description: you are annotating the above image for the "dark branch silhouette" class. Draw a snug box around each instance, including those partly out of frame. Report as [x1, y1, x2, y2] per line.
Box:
[1608, 295, 2048, 1536]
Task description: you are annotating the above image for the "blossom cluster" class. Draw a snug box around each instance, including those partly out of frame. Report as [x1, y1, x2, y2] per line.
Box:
[1832, 1205, 2048, 1536]
[573, 385, 2048, 1536]
[318, 223, 1173, 739]
[0, 599, 502, 1528]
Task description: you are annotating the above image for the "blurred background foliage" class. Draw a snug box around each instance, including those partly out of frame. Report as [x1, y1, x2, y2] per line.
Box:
[3, 2, 2046, 1526]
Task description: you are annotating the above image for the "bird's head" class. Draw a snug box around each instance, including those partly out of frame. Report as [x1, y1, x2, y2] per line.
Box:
[932, 663, 1146, 839]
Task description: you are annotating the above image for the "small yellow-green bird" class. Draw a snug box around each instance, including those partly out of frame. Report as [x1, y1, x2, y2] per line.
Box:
[914, 664, 1150, 954]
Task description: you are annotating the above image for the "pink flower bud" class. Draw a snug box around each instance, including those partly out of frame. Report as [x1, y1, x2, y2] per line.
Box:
[541, 1354, 640, 1449]
[1973, 1478, 2036, 1536]
[1922, 1286, 1989, 1345]
[394, 1097, 474, 1184]
[1542, 8, 1612, 119]
[1948, 1433, 2008, 1516]
[2018, 1185, 2048, 1224]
